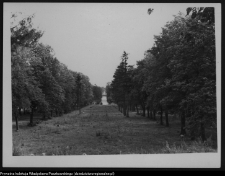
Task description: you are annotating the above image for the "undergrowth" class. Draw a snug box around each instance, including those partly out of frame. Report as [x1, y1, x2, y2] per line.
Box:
[161, 136, 216, 154]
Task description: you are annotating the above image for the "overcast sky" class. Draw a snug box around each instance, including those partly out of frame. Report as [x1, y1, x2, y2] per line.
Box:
[8, 3, 189, 87]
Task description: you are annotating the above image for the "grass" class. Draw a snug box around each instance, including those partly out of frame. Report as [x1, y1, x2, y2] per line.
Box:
[12, 105, 217, 156]
[161, 138, 216, 154]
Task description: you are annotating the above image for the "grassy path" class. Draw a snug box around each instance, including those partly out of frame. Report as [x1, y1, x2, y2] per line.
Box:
[13, 104, 216, 155]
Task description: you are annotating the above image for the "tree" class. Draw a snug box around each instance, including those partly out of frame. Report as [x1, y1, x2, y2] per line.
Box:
[11, 12, 97, 130]
[11, 13, 43, 52]
[30, 44, 63, 117]
[57, 64, 75, 114]
[81, 75, 93, 106]
[11, 13, 45, 128]
[186, 7, 214, 24]
[108, 7, 216, 141]
[106, 82, 113, 104]
[12, 46, 32, 129]
[111, 51, 133, 117]
[75, 73, 82, 114]
[147, 10, 216, 139]
[132, 60, 148, 117]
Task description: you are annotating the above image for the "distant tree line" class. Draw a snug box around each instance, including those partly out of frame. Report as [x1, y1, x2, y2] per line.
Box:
[92, 85, 103, 104]
[106, 7, 216, 141]
[11, 12, 102, 130]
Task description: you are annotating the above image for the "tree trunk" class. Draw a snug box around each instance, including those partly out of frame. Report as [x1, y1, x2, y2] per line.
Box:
[142, 105, 146, 117]
[123, 93, 126, 116]
[61, 109, 63, 116]
[153, 109, 156, 120]
[43, 112, 46, 120]
[160, 106, 163, 125]
[19, 107, 22, 116]
[132, 105, 135, 112]
[150, 110, 153, 119]
[147, 107, 150, 118]
[123, 104, 126, 116]
[200, 118, 206, 141]
[30, 108, 34, 126]
[24, 108, 26, 115]
[78, 109, 81, 114]
[136, 105, 139, 114]
[165, 108, 169, 127]
[126, 105, 129, 117]
[180, 111, 186, 135]
[15, 111, 19, 131]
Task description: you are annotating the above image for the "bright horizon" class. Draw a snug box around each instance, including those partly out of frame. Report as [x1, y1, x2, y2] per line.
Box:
[8, 3, 188, 87]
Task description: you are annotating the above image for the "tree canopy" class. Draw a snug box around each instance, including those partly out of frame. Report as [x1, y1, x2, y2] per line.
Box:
[11, 12, 101, 128]
[108, 8, 216, 141]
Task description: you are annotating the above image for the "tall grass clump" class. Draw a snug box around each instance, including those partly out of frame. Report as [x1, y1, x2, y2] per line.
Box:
[13, 146, 23, 156]
[161, 136, 217, 153]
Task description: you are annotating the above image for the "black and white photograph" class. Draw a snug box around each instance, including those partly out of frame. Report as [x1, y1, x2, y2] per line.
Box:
[3, 3, 221, 168]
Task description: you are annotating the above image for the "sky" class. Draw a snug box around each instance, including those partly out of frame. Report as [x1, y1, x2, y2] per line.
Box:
[8, 3, 189, 87]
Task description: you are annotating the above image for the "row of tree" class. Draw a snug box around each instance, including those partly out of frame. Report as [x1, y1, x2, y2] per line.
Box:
[11, 12, 103, 130]
[106, 7, 216, 141]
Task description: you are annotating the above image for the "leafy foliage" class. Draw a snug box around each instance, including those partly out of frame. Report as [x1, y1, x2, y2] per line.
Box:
[186, 7, 214, 24]
[109, 8, 216, 141]
[110, 51, 134, 116]
[11, 12, 99, 127]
